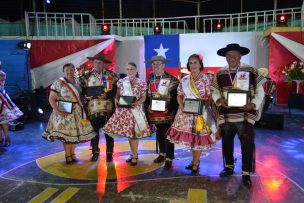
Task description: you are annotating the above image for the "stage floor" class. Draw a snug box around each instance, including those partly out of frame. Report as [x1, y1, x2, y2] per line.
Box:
[0, 105, 304, 203]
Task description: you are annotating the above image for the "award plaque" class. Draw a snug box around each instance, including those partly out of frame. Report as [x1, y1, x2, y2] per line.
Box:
[86, 86, 105, 97]
[183, 98, 203, 114]
[227, 90, 248, 107]
[151, 99, 166, 112]
[58, 100, 73, 113]
[118, 96, 137, 108]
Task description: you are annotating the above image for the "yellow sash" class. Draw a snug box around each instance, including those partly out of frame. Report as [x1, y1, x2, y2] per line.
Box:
[189, 75, 211, 134]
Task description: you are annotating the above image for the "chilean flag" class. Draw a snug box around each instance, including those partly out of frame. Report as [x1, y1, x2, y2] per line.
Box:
[144, 34, 180, 78]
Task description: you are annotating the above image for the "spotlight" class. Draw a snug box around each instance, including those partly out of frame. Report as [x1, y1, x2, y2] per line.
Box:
[46, 0, 51, 3]
[153, 24, 162, 35]
[38, 108, 44, 114]
[101, 24, 110, 35]
[277, 14, 288, 26]
[214, 22, 224, 32]
[18, 41, 31, 50]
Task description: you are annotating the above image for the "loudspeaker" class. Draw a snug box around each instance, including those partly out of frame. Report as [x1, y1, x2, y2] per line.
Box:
[255, 112, 284, 130]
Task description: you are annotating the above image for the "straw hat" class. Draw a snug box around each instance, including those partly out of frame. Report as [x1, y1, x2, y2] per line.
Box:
[87, 54, 112, 63]
[145, 56, 171, 63]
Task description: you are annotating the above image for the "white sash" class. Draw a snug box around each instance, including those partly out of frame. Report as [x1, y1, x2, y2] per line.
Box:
[182, 75, 217, 136]
[122, 77, 148, 136]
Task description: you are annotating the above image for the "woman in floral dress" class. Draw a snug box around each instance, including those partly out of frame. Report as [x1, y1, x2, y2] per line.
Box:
[166, 54, 217, 173]
[0, 71, 23, 147]
[103, 62, 150, 166]
[43, 63, 96, 164]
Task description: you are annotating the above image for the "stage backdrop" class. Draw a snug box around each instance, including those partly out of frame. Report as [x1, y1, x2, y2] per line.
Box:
[143, 32, 267, 79]
[29, 39, 116, 90]
[269, 32, 304, 104]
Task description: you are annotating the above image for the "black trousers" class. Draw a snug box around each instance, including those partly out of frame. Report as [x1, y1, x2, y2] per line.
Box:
[155, 123, 174, 160]
[221, 122, 255, 173]
[90, 116, 114, 154]
[263, 95, 273, 112]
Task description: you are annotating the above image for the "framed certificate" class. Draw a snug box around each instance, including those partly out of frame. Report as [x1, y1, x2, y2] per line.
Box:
[184, 98, 203, 114]
[151, 99, 167, 112]
[58, 100, 73, 113]
[227, 90, 248, 107]
[86, 86, 105, 97]
[118, 96, 136, 108]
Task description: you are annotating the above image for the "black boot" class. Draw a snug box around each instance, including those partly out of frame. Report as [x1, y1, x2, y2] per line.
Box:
[219, 168, 234, 177]
[242, 175, 252, 188]
[164, 160, 172, 169]
[153, 155, 165, 163]
[91, 153, 99, 162]
[106, 153, 113, 162]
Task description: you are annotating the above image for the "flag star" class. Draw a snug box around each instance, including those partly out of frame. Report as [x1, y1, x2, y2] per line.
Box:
[154, 43, 169, 58]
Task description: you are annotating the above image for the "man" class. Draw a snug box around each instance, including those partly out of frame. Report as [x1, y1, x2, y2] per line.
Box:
[145, 56, 179, 169]
[79, 54, 118, 162]
[211, 43, 266, 187]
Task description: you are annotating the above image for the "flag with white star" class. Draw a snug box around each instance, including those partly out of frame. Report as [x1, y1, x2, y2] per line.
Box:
[144, 34, 180, 75]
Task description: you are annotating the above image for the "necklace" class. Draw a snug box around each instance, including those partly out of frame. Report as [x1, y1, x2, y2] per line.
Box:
[228, 66, 240, 88]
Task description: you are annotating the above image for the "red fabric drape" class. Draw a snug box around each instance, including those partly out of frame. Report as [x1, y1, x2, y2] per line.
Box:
[269, 32, 304, 104]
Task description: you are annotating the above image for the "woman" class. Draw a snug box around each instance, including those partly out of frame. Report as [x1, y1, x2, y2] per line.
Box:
[0, 71, 23, 147]
[103, 62, 150, 166]
[42, 63, 96, 164]
[166, 54, 217, 173]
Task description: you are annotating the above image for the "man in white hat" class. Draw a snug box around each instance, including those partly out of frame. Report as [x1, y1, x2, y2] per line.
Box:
[145, 56, 179, 169]
[211, 43, 266, 187]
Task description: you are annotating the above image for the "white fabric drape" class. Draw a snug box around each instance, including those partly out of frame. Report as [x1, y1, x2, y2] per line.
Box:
[30, 39, 114, 89]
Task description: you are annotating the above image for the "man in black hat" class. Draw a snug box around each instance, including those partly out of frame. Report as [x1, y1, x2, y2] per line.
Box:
[145, 56, 179, 169]
[79, 54, 118, 162]
[211, 43, 266, 187]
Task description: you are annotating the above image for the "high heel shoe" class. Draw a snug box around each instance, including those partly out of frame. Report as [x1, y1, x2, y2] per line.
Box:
[130, 157, 138, 166]
[71, 154, 79, 163]
[185, 161, 194, 170]
[191, 163, 200, 174]
[126, 154, 138, 163]
[65, 155, 73, 164]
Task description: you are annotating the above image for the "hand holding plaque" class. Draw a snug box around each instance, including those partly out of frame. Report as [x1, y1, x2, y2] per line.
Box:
[58, 100, 73, 113]
[227, 90, 248, 107]
[85, 86, 105, 97]
[118, 96, 136, 108]
[183, 98, 203, 114]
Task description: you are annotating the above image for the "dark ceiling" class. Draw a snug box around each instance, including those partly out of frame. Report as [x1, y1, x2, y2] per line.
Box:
[0, 0, 302, 21]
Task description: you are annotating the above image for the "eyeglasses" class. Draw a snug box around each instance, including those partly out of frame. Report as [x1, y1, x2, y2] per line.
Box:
[152, 63, 163, 67]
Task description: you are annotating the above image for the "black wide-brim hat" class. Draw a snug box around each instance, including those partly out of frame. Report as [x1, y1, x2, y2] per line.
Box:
[87, 54, 112, 63]
[217, 43, 250, 57]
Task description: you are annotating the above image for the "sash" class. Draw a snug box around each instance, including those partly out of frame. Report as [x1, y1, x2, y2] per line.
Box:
[182, 75, 216, 135]
[122, 77, 148, 136]
[57, 77, 89, 124]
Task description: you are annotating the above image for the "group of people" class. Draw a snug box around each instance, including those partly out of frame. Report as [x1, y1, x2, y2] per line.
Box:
[43, 43, 266, 188]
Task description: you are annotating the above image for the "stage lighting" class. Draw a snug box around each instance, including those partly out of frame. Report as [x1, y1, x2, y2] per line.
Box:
[101, 24, 110, 35]
[153, 24, 162, 35]
[214, 22, 224, 32]
[18, 41, 31, 50]
[46, 0, 51, 3]
[277, 14, 288, 26]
